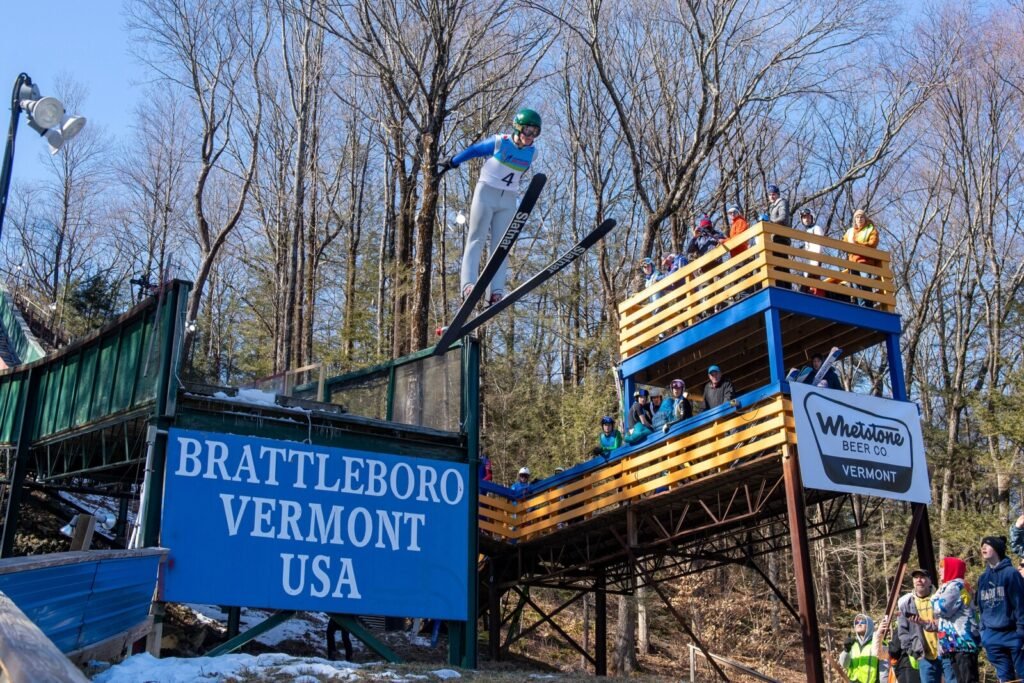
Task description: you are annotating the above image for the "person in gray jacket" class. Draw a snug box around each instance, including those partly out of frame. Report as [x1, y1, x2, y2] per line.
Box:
[897, 568, 942, 683]
[766, 184, 792, 278]
[767, 184, 791, 227]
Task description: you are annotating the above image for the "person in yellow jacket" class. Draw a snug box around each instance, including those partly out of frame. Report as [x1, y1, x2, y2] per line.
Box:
[843, 208, 880, 306]
[840, 612, 892, 682]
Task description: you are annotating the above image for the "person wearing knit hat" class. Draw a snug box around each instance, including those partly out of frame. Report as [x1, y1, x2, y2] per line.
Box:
[930, 556, 980, 683]
[843, 208, 881, 307]
[977, 534, 1024, 682]
[685, 215, 727, 274]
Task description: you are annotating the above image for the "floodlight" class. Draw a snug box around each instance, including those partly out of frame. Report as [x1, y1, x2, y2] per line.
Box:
[455, 211, 466, 225]
[20, 95, 64, 129]
[60, 115, 86, 141]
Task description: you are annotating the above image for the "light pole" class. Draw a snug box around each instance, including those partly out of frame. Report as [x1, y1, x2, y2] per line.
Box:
[0, 73, 87, 241]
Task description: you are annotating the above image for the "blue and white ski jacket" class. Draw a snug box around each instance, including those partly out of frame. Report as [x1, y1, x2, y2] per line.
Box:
[451, 134, 537, 190]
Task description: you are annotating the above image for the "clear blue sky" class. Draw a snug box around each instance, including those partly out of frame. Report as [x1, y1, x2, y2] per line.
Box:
[0, 1, 144, 184]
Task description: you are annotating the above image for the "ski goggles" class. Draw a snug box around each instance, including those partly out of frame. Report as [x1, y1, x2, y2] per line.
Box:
[518, 125, 540, 138]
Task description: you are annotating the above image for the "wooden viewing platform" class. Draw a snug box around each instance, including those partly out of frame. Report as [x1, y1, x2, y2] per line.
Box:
[618, 221, 896, 359]
[479, 392, 793, 543]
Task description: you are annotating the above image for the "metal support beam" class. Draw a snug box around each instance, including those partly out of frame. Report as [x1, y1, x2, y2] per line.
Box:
[226, 607, 241, 639]
[595, 571, 607, 677]
[205, 610, 297, 656]
[913, 503, 936, 581]
[488, 568, 501, 661]
[764, 308, 784, 385]
[508, 586, 595, 667]
[743, 551, 800, 623]
[0, 368, 36, 558]
[329, 614, 403, 663]
[457, 337, 480, 668]
[782, 446, 824, 682]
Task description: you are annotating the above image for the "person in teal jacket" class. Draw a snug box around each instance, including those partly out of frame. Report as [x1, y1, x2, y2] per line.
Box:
[597, 416, 623, 456]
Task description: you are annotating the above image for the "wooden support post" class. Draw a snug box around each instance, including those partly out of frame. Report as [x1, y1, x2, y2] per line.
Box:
[782, 446, 824, 683]
[146, 602, 165, 657]
[69, 514, 96, 551]
[595, 571, 607, 677]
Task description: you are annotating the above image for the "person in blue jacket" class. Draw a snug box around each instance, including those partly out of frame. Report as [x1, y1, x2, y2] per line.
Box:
[977, 535, 1024, 682]
[439, 108, 541, 306]
[597, 416, 623, 456]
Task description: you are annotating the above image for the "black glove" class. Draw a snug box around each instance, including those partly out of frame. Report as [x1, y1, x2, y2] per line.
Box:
[436, 157, 457, 175]
[843, 636, 854, 652]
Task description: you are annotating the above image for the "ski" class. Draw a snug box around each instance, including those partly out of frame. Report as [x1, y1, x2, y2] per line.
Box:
[785, 367, 800, 382]
[795, 366, 813, 383]
[445, 218, 617, 342]
[810, 346, 843, 386]
[434, 173, 547, 355]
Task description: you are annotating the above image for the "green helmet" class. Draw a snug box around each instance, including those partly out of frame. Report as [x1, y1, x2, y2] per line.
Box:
[513, 108, 542, 134]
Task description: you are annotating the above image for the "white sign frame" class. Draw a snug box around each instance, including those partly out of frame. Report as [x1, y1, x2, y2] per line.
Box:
[790, 383, 930, 503]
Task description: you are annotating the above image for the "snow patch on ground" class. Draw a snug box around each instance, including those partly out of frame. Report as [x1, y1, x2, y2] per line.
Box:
[91, 652, 361, 682]
[430, 669, 461, 679]
[181, 604, 351, 652]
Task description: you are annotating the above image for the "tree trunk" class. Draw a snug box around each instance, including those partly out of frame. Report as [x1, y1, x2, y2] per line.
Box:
[611, 593, 637, 674]
[637, 584, 650, 655]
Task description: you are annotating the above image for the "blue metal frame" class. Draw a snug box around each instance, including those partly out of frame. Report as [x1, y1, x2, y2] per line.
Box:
[886, 333, 907, 400]
[765, 308, 783, 385]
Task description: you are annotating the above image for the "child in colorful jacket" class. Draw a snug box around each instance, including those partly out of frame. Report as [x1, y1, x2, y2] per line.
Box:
[931, 556, 980, 682]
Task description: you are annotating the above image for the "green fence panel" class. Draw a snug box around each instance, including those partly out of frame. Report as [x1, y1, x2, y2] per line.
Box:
[0, 373, 26, 444]
[73, 346, 99, 428]
[0, 288, 45, 364]
[90, 333, 121, 422]
[55, 352, 80, 433]
[133, 311, 160, 405]
[110, 320, 143, 413]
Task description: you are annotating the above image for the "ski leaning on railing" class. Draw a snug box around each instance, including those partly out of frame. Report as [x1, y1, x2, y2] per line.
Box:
[785, 346, 843, 386]
[435, 216, 617, 355]
[434, 173, 547, 355]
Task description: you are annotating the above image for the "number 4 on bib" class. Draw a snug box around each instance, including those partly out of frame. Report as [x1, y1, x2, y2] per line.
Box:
[501, 172, 515, 186]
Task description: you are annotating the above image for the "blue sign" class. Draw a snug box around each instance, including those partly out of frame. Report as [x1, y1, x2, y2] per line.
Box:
[160, 428, 470, 620]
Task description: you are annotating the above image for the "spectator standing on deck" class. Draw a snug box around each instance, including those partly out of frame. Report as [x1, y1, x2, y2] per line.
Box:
[703, 365, 736, 410]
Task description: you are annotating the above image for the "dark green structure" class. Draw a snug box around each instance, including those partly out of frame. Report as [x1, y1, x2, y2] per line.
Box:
[0, 280, 481, 668]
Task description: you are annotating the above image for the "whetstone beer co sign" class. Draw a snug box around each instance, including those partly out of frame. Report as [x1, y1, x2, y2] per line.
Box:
[790, 384, 930, 503]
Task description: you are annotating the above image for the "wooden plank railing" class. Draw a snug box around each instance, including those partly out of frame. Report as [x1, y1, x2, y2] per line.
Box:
[617, 222, 896, 358]
[479, 396, 796, 543]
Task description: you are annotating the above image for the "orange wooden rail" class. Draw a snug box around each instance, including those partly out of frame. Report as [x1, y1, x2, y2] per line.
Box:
[478, 396, 796, 543]
[617, 222, 896, 358]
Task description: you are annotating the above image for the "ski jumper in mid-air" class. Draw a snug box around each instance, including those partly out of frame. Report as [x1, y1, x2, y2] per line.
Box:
[439, 108, 541, 306]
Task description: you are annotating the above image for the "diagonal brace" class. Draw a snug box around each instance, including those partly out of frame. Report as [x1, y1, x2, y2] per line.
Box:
[612, 528, 730, 682]
[206, 610, 297, 656]
[504, 586, 595, 667]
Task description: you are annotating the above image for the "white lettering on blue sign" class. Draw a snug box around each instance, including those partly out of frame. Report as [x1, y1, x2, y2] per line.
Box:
[161, 429, 470, 619]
